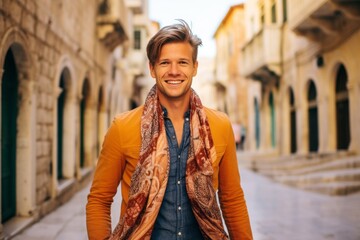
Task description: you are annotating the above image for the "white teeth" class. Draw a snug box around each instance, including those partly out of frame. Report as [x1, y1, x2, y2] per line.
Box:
[167, 81, 181, 84]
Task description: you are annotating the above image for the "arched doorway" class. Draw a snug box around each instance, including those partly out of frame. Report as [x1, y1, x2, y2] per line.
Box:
[130, 99, 138, 110]
[335, 64, 350, 150]
[57, 68, 73, 179]
[269, 92, 276, 148]
[80, 78, 90, 168]
[1, 49, 18, 222]
[254, 98, 260, 149]
[55, 63, 77, 182]
[57, 72, 66, 179]
[1, 36, 36, 220]
[308, 80, 319, 152]
[97, 86, 104, 157]
[289, 87, 297, 153]
[108, 90, 112, 126]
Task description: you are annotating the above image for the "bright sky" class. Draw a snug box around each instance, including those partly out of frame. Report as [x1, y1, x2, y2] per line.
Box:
[149, 0, 244, 58]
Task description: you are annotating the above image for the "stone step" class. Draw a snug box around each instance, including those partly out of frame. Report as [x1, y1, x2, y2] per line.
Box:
[274, 168, 360, 187]
[302, 181, 360, 196]
[255, 157, 326, 172]
[259, 156, 360, 177]
[252, 150, 355, 169]
[256, 157, 331, 176]
[288, 157, 360, 175]
[245, 151, 360, 195]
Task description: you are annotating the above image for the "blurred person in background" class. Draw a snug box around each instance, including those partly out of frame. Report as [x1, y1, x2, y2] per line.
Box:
[86, 20, 253, 240]
[232, 123, 241, 150]
[240, 124, 247, 150]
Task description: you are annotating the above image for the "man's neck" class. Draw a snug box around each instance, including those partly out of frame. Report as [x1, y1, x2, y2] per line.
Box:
[160, 99, 189, 122]
[160, 99, 190, 146]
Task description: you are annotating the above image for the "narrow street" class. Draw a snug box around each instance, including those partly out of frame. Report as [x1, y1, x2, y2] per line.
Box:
[12, 157, 360, 240]
[241, 167, 360, 240]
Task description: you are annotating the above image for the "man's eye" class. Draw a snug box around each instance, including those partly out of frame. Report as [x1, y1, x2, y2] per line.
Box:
[159, 61, 169, 65]
[179, 61, 188, 65]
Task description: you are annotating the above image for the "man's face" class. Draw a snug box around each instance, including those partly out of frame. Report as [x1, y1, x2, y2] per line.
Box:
[150, 42, 198, 104]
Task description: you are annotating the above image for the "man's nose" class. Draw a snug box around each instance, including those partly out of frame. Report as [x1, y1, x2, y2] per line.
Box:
[169, 63, 180, 75]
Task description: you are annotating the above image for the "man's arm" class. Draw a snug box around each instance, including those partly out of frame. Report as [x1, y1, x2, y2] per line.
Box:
[218, 119, 253, 240]
[86, 119, 125, 239]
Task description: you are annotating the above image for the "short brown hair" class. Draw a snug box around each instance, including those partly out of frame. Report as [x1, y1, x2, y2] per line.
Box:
[146, 19, 202, 66]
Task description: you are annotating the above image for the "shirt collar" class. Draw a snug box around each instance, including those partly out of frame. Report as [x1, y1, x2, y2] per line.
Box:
[161, 106, 190, 119]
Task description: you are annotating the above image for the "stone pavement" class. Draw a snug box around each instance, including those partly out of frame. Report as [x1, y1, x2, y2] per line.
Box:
[241, 169, 360, 240]
[12, 164, 360, 239]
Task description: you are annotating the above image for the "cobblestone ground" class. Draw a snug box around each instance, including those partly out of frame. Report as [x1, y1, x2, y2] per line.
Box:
[12, 164, 360, 240]
[241, 169, 360, 240]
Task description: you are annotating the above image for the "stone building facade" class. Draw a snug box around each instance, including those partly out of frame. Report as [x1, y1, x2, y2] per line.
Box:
[242, 0, 360, 155]
[0, 0, 153, 238]
[213, 5, 246, 122]
[241, 0, 360, 194]
[213, 4, 258, 149]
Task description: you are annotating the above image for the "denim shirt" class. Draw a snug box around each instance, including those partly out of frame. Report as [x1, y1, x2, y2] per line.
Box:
[151, 109, 204, 240]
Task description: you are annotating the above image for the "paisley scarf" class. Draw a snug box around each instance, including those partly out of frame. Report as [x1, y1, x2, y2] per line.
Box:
[109, 85, 228, 239]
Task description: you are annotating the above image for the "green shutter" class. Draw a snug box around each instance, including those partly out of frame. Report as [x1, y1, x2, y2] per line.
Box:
[269, 93, 276, 148]
[255, 98, 260, 149]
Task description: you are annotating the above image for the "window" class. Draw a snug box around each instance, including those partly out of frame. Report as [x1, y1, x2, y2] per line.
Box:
[98, 0, 110, 15]
[260, 2, 265, 25]
[271, 0, 277, 23]
[134, 30, 141, 50]
[283, 0, 287, 22]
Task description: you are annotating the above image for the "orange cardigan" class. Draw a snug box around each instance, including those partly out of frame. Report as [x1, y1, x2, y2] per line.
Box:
[86, 106, 253, 240]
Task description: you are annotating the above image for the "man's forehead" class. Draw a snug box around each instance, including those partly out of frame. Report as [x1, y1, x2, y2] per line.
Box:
[158, 43, 193, 56]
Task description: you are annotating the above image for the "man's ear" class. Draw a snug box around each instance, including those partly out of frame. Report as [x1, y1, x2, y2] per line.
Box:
[149, 62, 155, 78]
[192, 61, 198, 77]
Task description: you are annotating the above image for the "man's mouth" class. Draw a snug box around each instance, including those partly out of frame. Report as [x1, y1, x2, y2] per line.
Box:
[165, 80, 183, 84]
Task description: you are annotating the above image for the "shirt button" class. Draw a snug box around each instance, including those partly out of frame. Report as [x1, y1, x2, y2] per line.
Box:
[172, 135, 176, 139]
[178, 232, 182, 236]
[185, 117, 189, 121]
[177, 180, 181, 185]
[178, 206, 181, 211]
[178, 155, 180, 159]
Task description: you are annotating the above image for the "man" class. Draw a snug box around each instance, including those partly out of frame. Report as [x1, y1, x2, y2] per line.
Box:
[86, 20, 253, 240]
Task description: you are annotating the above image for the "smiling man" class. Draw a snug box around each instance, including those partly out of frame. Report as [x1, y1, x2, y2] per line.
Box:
[86, 20, 253, 240]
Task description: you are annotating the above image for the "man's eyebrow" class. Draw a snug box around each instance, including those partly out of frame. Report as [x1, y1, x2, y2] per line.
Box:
[157, 58, 169, 62]
[158, 57, 191, 62]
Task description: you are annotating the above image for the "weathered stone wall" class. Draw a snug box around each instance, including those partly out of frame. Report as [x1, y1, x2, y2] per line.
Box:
[0, 0, 133, 237]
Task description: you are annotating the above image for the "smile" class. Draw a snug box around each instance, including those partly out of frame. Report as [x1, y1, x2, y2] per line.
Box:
[165, 80, 183, 84]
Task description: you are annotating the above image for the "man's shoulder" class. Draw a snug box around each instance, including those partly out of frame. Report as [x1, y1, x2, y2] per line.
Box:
[113, 105, 144, 125]
[203, 107, 232, 141]
[204, 107, 230, 123]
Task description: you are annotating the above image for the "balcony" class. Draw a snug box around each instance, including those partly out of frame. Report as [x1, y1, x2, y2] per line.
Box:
[289, 0, 360, 51]
[127, 49, 147, 75]
[97, 0, 129, 50]
[241, 26, 282, 86]
[125, 0, 145, 14]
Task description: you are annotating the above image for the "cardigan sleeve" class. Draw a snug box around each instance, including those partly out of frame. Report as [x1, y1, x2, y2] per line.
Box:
[218, 118, 253, 240]
[86, 118, 126, 240]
